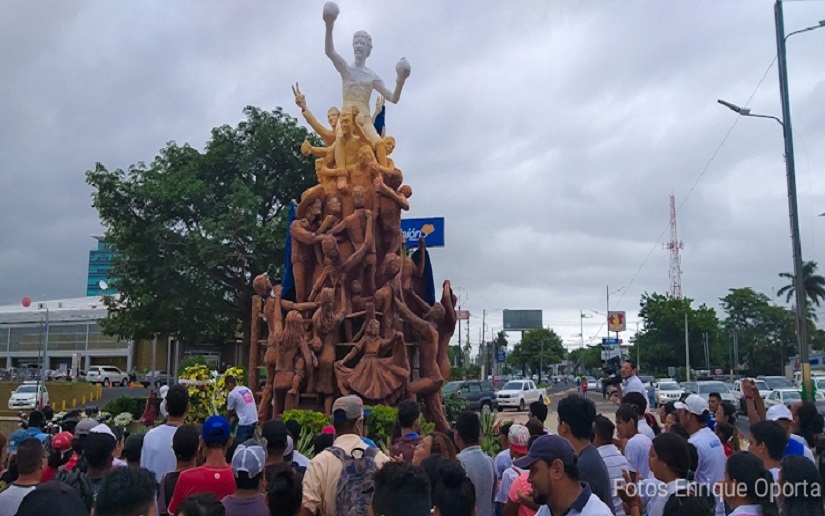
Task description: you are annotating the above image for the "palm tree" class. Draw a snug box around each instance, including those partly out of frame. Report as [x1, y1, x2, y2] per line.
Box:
[777, 260, 825, 306]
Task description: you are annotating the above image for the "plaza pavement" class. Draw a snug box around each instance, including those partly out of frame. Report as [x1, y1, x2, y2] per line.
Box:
[494, 387, 618, 427]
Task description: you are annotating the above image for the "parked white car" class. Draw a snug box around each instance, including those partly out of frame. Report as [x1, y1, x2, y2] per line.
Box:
[764, 388, 825, 407]
[496, 380, 543, 412]
[86, 365, 129, 387]
[8, 382, 49, 411]
[654, 380, 684, 407]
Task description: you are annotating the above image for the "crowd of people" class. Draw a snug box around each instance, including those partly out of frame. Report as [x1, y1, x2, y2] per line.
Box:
[1, 364, 825, 515]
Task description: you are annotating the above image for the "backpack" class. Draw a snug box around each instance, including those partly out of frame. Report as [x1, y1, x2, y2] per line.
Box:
[328, 445, 379, 516]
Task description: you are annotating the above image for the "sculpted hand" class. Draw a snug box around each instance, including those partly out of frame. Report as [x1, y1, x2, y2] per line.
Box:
[322, 2, 339, 23]
[292, 83, 307, 111]
[375, 96, 385, 111]
[396, 58, 411, 81]
[373, 176, 384, 189]
[301, 141, 312, 156]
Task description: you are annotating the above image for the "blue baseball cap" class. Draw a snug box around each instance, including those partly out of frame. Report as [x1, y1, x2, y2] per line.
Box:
[8, 429, 33, 454]
[202, 416, 232, 443]
[513, 434, 577, 470]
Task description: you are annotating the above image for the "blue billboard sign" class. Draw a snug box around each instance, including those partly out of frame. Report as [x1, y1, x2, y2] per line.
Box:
[401, 217, 445, 248]
[602, 337, 622, 347]
[496, 350, 506, 363]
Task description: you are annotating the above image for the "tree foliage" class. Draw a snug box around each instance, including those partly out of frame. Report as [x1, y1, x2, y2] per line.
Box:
[634, 293, 722, 376]
[720, 288, 795, 375]
[777, 260, 825, 307]
[86, 106, 319, 347]
[506, 328, 565, 382]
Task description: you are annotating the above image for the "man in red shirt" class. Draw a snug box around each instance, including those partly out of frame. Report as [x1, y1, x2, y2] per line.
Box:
[167, 415, 236, 513]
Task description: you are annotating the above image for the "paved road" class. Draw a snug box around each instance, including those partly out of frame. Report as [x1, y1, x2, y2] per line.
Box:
[81, 385, 150, 411]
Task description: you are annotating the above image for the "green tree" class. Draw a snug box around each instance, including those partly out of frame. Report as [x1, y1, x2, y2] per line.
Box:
[86, 106, 319, 349]
[506, 328, 565, 383]
[568, 345, 601, 375]
[635, 293, 723, 377]
[777, 260, 825, 307]
[720, 288, 795, 375]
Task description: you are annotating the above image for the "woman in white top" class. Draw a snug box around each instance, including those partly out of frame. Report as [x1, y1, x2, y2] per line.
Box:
[619, 432, 714, 516]
[722, 452, 778, 516]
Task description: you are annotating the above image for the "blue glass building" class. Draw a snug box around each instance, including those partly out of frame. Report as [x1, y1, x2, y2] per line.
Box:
[86, 237, 117, 296]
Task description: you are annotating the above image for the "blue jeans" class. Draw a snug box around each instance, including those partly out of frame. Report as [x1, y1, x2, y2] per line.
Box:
[235, 424, 256, 442]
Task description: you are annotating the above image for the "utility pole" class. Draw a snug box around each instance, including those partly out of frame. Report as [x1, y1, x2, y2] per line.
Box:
[685, 313, 691, 381]
[775, 0, 812, 400]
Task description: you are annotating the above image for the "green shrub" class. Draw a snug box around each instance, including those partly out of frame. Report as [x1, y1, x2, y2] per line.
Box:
[444, 393, 469, 424]
[176, 355, 208, 378]
[479, 411, 501, 456]
[102, 396, 147, 420]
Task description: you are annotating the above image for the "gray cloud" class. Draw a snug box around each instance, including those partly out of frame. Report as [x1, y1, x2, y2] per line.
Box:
[2, 1, 824, 356]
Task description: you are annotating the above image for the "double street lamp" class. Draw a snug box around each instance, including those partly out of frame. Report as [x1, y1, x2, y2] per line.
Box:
[718, 5, 825, 400]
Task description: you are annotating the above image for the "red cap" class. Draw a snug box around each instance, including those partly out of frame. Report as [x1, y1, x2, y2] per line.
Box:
[51, 431, 73, 452]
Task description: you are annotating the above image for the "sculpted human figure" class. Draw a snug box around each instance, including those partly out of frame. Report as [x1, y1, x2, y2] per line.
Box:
[373, 253, 403, 334]
[291, 192, 324, 302]
[323, 1, 410, 146]
[293, 83, 339, 146]
[335, 317, 409, 405]
[270, 310, 317, 416]
[347, 145, 380, 213]
[329, 186, 376, 295]
[374, 174, 411, 257]
[435, 280, 457, 382]
[309, 287, 346, 415]
[308, 232, 370, 303]
[394, 291, 449, 431]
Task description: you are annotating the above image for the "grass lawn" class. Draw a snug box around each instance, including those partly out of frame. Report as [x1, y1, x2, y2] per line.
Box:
[0, 381, 102, 417]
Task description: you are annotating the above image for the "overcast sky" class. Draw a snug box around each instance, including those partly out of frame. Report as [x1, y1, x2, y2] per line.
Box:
[1, 1, 824, 356]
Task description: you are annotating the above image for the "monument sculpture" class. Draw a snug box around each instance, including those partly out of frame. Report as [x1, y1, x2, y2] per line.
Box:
[251, 2, 455, 431]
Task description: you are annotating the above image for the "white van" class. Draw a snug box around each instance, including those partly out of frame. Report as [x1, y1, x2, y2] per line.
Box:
[793, 370, 825, 388]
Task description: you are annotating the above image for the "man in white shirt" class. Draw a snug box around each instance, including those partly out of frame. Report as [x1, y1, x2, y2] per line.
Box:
[513, 434, 613, 516]
[593, 415, 628, 516]
[675, 394, 726, 516]
[225, 375, 259, 443]
[615, 404, 652, 482]
[141, 384, 189, 482]
[615, 360, 646, 402]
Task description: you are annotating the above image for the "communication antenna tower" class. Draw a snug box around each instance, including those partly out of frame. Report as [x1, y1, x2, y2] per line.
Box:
[666, 195, 684, 298]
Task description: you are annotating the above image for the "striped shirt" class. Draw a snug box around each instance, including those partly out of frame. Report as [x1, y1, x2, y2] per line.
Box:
[597, 444, 628, 516]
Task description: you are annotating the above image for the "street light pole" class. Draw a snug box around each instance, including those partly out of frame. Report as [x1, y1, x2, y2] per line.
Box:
[774, 0, 812, 401]
[717, 6, 825, 400]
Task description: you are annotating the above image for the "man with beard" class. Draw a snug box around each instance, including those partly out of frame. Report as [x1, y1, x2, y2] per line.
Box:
[513, 435, 613, 516]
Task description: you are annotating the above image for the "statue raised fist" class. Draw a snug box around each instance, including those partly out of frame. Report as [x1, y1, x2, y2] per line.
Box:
[323, 2, 339, 24]
[396, 58, 411, 81]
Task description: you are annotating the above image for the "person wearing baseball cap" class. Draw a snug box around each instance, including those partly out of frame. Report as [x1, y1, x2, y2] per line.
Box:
[495, 424, 530, 513]
[167, 415, 235, 514]
[674, 394, 726, 516]
[223, 440, 268, 516]
[512, 435, 613, 515]
[767, 404, 817, 463]
[41, 431, 73, 483]
[301, 395, 390, 516]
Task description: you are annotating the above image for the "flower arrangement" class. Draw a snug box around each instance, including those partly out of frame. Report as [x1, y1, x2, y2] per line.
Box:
[96, 411, 112, 423]
[113, 412, 133, 429]
[178, 364, 246, 424]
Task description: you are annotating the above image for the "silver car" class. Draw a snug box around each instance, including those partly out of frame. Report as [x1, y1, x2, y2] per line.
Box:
[86, 365, 129, 387]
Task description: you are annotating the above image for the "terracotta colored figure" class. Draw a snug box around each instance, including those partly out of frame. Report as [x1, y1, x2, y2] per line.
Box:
[374, 174, 411, 257]
[271, 311, 317, 416]
[335, 318, 409, 405]
[436, 280, 458, 382]
[309, 287, 346, 415]
[293, 83, 338, 146]
[373, 253, 403, 335]
[395, 292, 449, 431]
[329, 186, 376, 296]
[291, 193, 324, 302]
[347, 145, 380, 212]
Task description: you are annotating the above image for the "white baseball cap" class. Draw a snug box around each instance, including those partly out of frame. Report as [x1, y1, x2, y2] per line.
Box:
[90, 423, 117, 440]
[674, 394, 709, 415]
[767, 404, 793, 422]
[159, 385, 169, 400]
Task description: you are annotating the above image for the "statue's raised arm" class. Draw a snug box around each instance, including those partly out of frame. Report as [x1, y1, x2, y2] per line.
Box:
[323, 2, 347, 75]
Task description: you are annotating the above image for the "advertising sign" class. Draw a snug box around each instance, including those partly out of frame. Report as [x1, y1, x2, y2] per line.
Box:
[496, 350, 506, 363]
[455, 309, 470, 320]
[602, 337, 622, 347]
[401, 217, 445, 248]
[503, 310, 543, 331]
[608, 311, 626, 332]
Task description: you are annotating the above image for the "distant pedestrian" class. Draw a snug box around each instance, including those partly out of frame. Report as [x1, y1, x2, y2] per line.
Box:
[389, 400, 423, 464]
[455, 412, 495, 516]
[141, 389, 158, 429]
[225, 376, 258, 443]
[142, 384, 189, 483]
